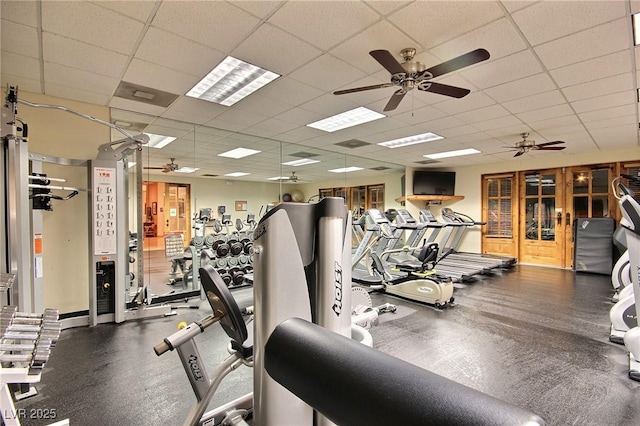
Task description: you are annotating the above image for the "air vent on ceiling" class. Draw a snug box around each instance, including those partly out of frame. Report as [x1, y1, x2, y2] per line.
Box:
[334, 139, 371, 149]
[114, 81, 179, 107]
[414, 159, 441, 165]
[370, 166, 391, 171]
[201, 174, 220, 178]
[289, 151, 320, 158]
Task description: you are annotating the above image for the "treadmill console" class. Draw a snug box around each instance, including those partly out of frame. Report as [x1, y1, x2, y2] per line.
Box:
[367, 209, 388, 223]
[420, 209, 438, 223]
[396, 209, 416, 224]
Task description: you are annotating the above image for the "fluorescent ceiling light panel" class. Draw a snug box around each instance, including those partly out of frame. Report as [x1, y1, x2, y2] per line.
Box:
[282, 158, 320, 166]
[424, 148, 481, 159]
[127, 162, 136, 168]
[268, 176, 288, 181]
[175, 167, 199, 173]
[186, 56, 280, 106]
[225, 172, 250, 177]
[307, 107, 385, 132]
[634, 13, 640, 45]
[218, 147, 261, 159]
[378, 132, 444, 148]
[145, 133, 177, 149]
[328, 167, 364, 173]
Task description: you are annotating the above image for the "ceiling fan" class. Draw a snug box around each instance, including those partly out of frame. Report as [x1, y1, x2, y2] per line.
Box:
[144, 158, 179, 173]
[333, 47, 490, 111]
[505, 133, 566, 157]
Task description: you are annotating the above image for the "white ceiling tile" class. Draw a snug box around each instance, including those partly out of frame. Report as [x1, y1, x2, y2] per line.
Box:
[485, 124, 533, 139]
[366, 1, 412, 16]
[528, 114, 581, 131]
[579, 104, 636, 122]
[45, 82, 110, 106]
[571, 91, 635, 114]
[109, 97, 167, 116]
[92, 0, 158, 22]
[535, 18, 630, 70]
[330, 21, 417, 74]
[431, 18, 527, 63]
[462, 50, 543, 89]
[43, 33, 129, 78]
[160, 109, 215, 126]
[42, 1, 144, 54]
[516, 104, 574, 123]
[234, 94, 294, 118]
[435, 91, 496, 115]
[152, 1, 259, 51]
[232, 1, 284, 19]
[245, 118, 299, 136]
[276, 108, 323, 126]
[455, 104, 511, 124]
[415, 115, 467, 132]
[268, 1, 379, 50]
[0, 74, 41, 93]
[501, 1, 538, 13]
[214, 108, 269, 128]
[365, 92, 428, 116]
[590, 126, 639, 147]
[231, 23, 321, 75]
[394, 105, 448, 124]
[123, 59, 196, 95]
[511, 1, 626, 47]
[277, 126, 326, 143]
[502, 90, 566, 114]
[2, 20, 39, 58]
[439, 125, 482, 138]
[485, 73, 556, 103]
[257, 77, 324, 107]
[473, 115, 524, 132]
[299, 94, 361, 116]
[562, 73, 634, 102]
[289, 54, 367, 92]
[550, 50, 631, 88]
[2, 52, 41, 80]
[632, 1, 640, 14]
[387, 1, 503, 49]
[537, 124, 588, 141]
[584, 115, 637, 131]
[136, 28, 225, 78]
[166, 96, 227, 120]
[1, 1, 38, 27]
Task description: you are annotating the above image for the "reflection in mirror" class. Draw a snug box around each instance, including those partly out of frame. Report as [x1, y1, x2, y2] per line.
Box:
[112, 107, 406, 299]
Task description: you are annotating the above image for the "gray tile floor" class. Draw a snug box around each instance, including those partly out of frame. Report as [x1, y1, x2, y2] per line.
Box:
[15, 265, 640, 426]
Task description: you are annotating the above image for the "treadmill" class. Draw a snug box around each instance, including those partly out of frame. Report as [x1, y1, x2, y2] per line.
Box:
[440, 208, 516, 268]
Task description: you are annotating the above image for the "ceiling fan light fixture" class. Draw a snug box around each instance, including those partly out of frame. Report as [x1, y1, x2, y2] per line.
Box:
[144, 133, 177, 149]
[218, 147, 261, 159]
[633, 13, 640, 45]
[225, 172, 250, 177]
[186, 56, 280, 106]
[424, 148, 481, 159]
[378, 132, 444, 148]
[282, 158, 320, 166]
[307, 107, 385, 132]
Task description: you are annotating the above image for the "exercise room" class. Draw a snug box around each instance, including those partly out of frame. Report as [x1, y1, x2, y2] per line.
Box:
[2, 1, 640, 425]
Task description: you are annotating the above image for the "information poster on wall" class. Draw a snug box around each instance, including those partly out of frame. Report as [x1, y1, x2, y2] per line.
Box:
[93, 167, 117, 255]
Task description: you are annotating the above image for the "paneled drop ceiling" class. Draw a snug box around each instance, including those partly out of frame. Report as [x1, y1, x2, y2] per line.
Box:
[2, 0, 640, 182]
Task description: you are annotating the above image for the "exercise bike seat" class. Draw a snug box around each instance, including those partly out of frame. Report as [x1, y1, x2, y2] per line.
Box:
[395, 243, 440, 273]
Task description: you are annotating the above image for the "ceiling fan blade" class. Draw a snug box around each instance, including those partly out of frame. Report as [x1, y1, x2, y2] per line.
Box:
[514, 150, 525, 157]
[333, 83, 394, 95]
[536, 146, 566, 151]
[534, 140, 565, 147]
[143, 167, 165, 170]
[369, 50, 406, 75]
[424, 48, 490, 78]
[383, 89, 406, 111]
[419, 82, 470, 98]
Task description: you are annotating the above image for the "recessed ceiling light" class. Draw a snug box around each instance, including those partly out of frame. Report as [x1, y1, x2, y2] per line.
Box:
[328, 167, 364, 173]
[282, 158, 320, 166]
[268, 176, 288, 180]
[377, 132, 444, 148]
[424, 148, 481, 159]
[307, 107, 385, 132]
[186, 56, 280, 106]
[634, 13, 640, 45]
[175, 167, 199, 173]
[127, 162, 136, 168]
[225, 172, 250, 177]
[218, 147, 261, 159]
[144, 133, 177, 149]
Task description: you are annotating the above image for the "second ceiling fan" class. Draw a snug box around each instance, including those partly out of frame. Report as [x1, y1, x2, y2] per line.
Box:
[333, 47, 490, 111]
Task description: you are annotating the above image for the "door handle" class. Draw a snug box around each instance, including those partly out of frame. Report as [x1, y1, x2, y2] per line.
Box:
[557, 212, 562, 225]
[565, 212, 571, 225]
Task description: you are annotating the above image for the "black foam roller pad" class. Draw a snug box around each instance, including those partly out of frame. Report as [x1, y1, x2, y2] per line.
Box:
[265, 318, 545, 426]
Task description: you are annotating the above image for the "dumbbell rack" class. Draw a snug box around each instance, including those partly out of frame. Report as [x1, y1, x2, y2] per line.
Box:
[0, 305, 62, 426]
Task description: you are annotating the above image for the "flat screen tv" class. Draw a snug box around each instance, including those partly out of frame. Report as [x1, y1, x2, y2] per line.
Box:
[413, 171, 456, 196]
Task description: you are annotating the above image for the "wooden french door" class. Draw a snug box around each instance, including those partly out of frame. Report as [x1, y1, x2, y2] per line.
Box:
[163, 183, 191, 245]
[519, 168, 567, 266]
[563, 166, 616, 266]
